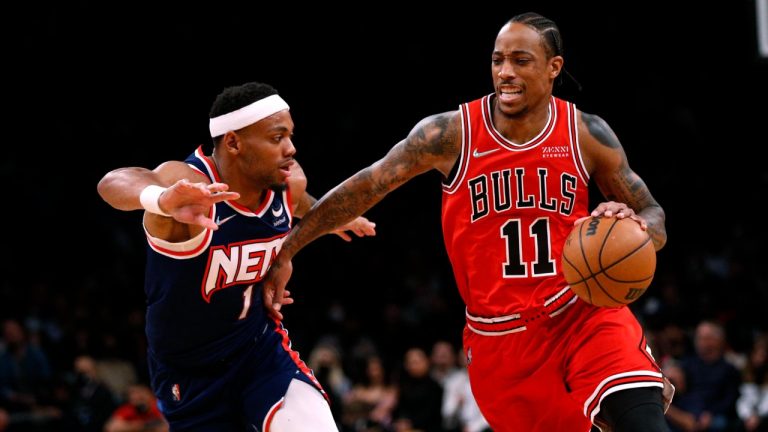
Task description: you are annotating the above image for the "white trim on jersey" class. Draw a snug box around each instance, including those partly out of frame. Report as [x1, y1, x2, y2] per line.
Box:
[466, 322, 527, 336]
[465, 309, 521, 323]
[194, 147, 218, 182]
[589, 381, 665, 423]
[481, 95, 556, 151]
[567, 103, 590, 186]
[265, 379, 337, 432]
[548, 295, 578, 317]
[583, 370, 664, 420]
[442, 103, 472, 194]
[144, 205, 214, 260]
[544, 286, 572, 307]
[281, 189, 292, 225]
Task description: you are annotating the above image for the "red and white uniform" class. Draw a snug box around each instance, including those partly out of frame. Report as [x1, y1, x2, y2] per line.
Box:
[441, 95, 664, 431]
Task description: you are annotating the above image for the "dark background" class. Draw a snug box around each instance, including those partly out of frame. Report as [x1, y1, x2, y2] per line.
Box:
[4, 2, 768, 368]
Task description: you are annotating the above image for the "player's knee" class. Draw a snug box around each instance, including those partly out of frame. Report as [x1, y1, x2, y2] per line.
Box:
[597, 387, 670, 432]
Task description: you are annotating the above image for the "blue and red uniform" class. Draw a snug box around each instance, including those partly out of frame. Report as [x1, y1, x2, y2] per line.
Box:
[144, 147, 324, 431]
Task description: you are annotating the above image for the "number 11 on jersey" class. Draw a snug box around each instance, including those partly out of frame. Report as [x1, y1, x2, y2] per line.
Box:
[500, 217, 556, 278]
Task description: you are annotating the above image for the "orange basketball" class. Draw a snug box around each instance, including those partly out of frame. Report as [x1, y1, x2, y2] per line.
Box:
[561, 217, 656, 308]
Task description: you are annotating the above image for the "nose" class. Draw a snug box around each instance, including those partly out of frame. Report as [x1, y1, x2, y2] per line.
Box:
[284, 138, 296, 157]
[498, 60, 515, 79]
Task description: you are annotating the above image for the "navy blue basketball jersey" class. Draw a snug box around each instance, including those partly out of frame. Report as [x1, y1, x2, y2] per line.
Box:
[144, 146, 293, 368]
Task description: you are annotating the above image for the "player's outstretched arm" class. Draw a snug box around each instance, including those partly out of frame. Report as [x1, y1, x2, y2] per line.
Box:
[579, 112, 667, 250]
[289, 161, 377, 242]
[97, 161, 239, 231]
[262, 110, 462, 318]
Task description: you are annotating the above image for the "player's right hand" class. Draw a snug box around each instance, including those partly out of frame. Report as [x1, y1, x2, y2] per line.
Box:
[262, 256, 294, 320]
[159, 179, 240, 230]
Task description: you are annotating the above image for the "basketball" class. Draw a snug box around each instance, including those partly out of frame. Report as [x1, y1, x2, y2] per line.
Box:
[561, 217, 656, 308]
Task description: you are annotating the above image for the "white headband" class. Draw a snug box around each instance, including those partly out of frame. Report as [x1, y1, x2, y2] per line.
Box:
[209, 94, 290, 137]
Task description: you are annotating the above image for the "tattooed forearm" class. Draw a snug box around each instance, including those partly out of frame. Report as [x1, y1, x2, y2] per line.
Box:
[602, 166, 667, 250]
[294, 192, 317, 217]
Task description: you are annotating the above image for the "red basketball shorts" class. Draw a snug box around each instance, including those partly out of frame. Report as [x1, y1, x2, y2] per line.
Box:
[463, 298, 663, 432]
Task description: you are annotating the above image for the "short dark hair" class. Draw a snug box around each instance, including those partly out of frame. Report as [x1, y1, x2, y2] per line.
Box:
[509, 12, 563, 59]
[209, 82, 279, 142]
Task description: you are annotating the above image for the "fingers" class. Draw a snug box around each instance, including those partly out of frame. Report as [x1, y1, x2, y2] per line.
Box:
[359, 221, 376, 236]
[334, 231, 353, 242]
[209, 191, 241, 203]
[574, 216, 590, 226]
[207, 182, 230, 193]
[591, 201, 634, 219]
[262, 285, 283, 321]
[194, 214, 219, 231]
[588, 201, 648, 230]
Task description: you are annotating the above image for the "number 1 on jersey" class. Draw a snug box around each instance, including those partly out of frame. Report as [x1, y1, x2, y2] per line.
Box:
[239, 284, 253, 320]
[500, 217, 556, 278]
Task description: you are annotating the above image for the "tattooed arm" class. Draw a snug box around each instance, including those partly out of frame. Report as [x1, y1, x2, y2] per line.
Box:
[262, 110, 462, 317]
[578, 111, 667, 250]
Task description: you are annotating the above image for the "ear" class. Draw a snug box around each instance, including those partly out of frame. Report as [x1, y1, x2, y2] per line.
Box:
[549, 56, 564, 80]
[221, 131, 241, 154]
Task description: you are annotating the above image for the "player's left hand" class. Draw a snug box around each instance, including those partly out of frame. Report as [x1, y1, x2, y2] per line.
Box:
[262, 256, 294, 321]
[576, 201, 647, 230]
[330, 216, 377, 241]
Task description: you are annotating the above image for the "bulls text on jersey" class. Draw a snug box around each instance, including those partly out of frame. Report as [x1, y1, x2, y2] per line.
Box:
[468, 167, 579, 222]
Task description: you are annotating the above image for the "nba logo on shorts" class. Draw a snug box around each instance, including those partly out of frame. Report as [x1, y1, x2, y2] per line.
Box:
[172, 383, 181, 401]
[466, 347, 472, 365]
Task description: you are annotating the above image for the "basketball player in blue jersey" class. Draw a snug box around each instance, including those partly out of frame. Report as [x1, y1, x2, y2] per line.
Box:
[97, 82, 376, 432]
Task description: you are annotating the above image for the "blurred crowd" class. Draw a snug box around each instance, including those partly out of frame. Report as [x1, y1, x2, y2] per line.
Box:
[1, 215, 766, 431]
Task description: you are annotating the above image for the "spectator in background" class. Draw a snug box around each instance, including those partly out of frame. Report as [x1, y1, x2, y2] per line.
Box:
[666, 321, 741, 431]
[343, 355, 397, 431]
[738, 333, 768, 431]
[394, 347, 443, 432]
[430, 341, 459, 388]
[63, 355, 117, 432]
[0, 318, 60, 429]
[104, 384, 167, 432]
[309, 341, 352, 426]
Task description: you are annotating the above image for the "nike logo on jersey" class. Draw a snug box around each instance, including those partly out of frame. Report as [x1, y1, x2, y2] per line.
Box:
[472, 148, 500, 158]
[215, 214, 237, 226]
[271, 203, 284, 218]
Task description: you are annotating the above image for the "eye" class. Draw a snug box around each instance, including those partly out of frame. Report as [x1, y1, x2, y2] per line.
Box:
[492, 58, 502, 65]
[516, 58, 531, 65]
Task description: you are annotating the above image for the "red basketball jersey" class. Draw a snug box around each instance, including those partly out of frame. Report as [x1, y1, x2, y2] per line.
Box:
[442, 95, 590, 317]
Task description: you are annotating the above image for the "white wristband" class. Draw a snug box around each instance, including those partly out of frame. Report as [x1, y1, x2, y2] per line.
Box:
[139, 185, 171, 217]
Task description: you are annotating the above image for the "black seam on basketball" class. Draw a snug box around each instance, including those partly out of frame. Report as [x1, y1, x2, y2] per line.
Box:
[597, 217, 620, 273]
[599, 235, 654, 282]
[591, 272, 629, 305]
[562, 250, 591, 284]
[578, 220, 596, 277]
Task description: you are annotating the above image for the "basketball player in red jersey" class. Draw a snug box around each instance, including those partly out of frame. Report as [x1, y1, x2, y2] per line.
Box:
[265, 13, 673, 432]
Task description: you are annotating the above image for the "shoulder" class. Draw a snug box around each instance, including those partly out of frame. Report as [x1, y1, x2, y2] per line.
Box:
[576, 109, 626, 174]
[578, 111, 621, 149]
[410, 110, 462, 140]
[402, 110, 462, 176]
[153, 160, 210, 186]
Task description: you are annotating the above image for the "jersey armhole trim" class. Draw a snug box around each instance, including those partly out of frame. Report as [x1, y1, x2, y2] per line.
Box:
[442, 104, 471, 194]
[568, 103, 590, 187]
[144, 206, 214, 259]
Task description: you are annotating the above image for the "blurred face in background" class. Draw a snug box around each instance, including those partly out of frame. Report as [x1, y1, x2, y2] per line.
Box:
[404, 348, 430, 378]
[694, 322, 725, 363]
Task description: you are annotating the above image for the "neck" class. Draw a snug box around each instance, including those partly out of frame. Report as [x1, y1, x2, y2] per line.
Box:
[492, 95, 551, 143]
